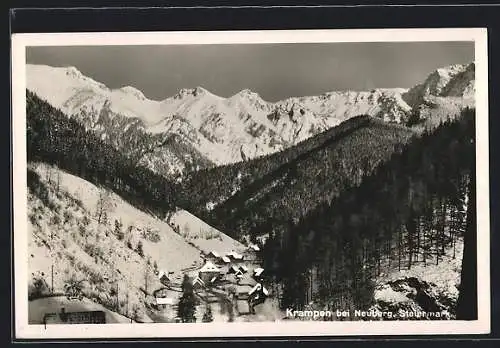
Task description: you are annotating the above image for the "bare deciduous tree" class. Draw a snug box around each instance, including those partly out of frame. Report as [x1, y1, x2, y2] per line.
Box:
[96, 187, 113, 224]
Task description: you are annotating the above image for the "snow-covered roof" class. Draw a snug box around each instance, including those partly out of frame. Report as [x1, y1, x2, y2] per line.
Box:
[199, 261, 220, 273]
[227, 251, 243, 259]
[156, 297, 174, 305]
[208, 251, 220, 258]
[248, 283, 262, 295]
[249, 244, 260, 251]
[248, 283, 269, 296]
[239, 265, 249, 272]
[221, 256, 231, 263]
[158, 270, 169, 280]
[253, 267, 264, 277]
[193, 276, 205, 286]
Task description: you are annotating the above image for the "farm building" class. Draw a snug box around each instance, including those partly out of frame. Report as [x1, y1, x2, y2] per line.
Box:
[208, 274, 222, 286]
[227, 265, 240, 274]
[158, 270, 171, 285]
[248, 244, 260, 252]
[43, 308, 106, 324]
[206, 251, 220, 261]
[155, 296, 175, 309]
[192, 276, 206, 290]
[220, 256, 231, 264]
[248, 283, 269, 306]
[227, 251, 244, 261]
[198, 261, 221, 283]
[253, 267, 264, 280]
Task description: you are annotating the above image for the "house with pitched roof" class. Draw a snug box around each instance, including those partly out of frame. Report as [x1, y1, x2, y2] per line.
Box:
[198, 260, 221, 283]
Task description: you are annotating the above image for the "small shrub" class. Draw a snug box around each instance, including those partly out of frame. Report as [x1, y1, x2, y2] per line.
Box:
[135, 241, 144, 257]
[50, 214, 61, 225]
[28, 273, 50, 300]
[142, 227, 161, 243]
[28, 214, 38, 226]
[63, 209, 72, 223]
[78, 225, 86, 237]
[82, 216, 90, 226]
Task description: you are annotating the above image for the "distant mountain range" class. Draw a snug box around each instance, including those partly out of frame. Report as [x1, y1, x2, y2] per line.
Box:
[26, 62, 475, 177]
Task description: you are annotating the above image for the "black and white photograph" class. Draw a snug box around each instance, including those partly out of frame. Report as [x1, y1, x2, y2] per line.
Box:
[12, 28, 490, 338]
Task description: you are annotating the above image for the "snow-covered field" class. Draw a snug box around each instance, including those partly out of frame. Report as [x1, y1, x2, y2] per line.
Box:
[26, 162, 271, 323]
[168, 209, 247, 255]
[27, 162, 205, 322]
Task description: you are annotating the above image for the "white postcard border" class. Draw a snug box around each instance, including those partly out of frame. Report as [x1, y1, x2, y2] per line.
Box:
[12, 28, 490, 339]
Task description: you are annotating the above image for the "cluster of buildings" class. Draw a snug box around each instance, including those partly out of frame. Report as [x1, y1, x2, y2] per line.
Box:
[154, 244, 269, 316]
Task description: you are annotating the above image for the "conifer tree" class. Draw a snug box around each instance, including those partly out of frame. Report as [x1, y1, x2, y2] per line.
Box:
[177, 274, 197, 323]
[202, 304, 214, 322]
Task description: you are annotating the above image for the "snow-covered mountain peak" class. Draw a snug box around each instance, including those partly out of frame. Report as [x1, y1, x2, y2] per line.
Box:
[64, 66, 83, 78]
[26, 62, 475, 175]
[173, 86, 213, 100]
[402, 62, 475, 108]
[436, 63, 469, 76]
[117, 85, 147, 100]
[233, 88, 261, 99]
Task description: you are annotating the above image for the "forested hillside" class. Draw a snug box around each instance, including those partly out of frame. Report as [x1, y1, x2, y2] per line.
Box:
[27, 90, 177, 217]
[261, 108, 475, 315]
[179, 116, 416, 242]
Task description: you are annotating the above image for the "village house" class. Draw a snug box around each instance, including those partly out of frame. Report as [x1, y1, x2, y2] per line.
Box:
[220, 256, 231, 264]
[226, 251, 244, 262]
[227, 265, 240, 274]
[248, 283, 269, 308]
[43, 307, 106, 324]
[253, 267, 264, 281]
[198, 260, 221, 283]
[191, 275, 206, 290]
[206, 251, 220, 261]
[153, 288, 178, 310]
[208, 273, 222, 286]
[248, 244, 260, 252]
[158, 270, 171, 286]
[155, 296, 174, 309]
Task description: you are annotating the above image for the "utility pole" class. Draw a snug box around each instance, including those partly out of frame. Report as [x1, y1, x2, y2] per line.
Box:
[116, 281, 119, 311]
[50, 229, 54, 293]
[126, 291, 129, 319]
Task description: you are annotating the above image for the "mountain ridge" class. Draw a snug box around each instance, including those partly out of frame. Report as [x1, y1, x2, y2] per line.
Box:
[26, 62, 475, 177]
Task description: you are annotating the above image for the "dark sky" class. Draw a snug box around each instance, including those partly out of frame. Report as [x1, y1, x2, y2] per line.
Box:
[26, 42, 474, 102]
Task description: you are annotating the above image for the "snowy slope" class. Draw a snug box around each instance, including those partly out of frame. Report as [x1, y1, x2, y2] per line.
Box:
[26, 62, 475, 176]
[370, 240, 464, 320]
[168, 209, 247, 255]
[27, 162, 204, 322]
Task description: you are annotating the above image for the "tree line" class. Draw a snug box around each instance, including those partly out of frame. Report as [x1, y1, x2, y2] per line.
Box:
[26, 90, 177, 217]
[179, 116, 416, 243]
